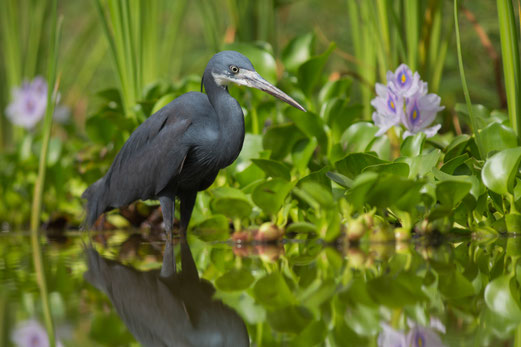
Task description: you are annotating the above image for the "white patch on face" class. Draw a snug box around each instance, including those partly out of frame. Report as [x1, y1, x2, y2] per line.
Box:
[212, 72, 233, 86]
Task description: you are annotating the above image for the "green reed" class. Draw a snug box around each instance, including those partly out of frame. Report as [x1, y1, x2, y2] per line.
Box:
[346, 0, 451, 119]
[454, 0, 484, 159]
[94, 0, 188, 117]
[29, 0, 62, 344]
[497, 0, 521, 140]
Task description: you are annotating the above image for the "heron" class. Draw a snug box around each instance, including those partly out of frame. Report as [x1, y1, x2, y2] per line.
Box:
[82, 50, 306, 238]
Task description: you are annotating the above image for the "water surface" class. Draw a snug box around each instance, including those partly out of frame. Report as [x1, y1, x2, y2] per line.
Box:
[1, 231, 520, 346]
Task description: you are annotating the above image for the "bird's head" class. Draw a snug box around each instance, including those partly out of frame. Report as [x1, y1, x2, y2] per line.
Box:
[205, 50, 306, 112]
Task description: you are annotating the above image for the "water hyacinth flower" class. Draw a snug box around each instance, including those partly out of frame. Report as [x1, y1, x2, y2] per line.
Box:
[372, 64, 444, 138]
[371, 83, 403, 136]
[378, 319, 446, 347]
[11, 319, 63, 347]
[6, 76, 48, 130]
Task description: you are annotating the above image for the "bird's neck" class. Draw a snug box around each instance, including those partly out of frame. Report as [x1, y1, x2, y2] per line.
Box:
[204, 74, 245, 166]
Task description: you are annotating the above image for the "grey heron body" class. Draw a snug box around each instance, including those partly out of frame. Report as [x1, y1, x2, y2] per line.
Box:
[82, 51, 306, 237]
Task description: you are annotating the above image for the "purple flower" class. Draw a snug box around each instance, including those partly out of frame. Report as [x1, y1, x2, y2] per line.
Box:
[387, 64, 422, 98]
[401, 91, 444, 138]
[6, 77, 48, 130]
[371, 83, 403, 136]
[11, 319, 63, 347]
[378, 319, 446, 347]
[372, 64, 443, 138]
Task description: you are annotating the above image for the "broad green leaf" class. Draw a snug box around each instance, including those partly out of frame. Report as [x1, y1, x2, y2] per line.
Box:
[86, 115, 116, 144]
[363, 162, 409, 177]
[286, 222, 317, 234]
[341, 122, 378, 153]
[482, 147, 521, 195]
[445, 135, 471, 162]
[479, 122, 518, 157]
[263, 123, 306, 160]
[432, 168, 482, 199]
[319, 77, 353, 104]
[436, 180, 472, 208]
[253, 273, 295, 307]
[47, 138, 62, 166]
[285, 108, 328, 152]
[398, 149, 441, 178]
[335, 153, 386, 179]
[326, 171, 353, 188]
[252, 178, 293, 215]
[438, 269, 476, 299]
[298, 181, 334, 208]
[251, 159, 291, 181]
[192, 215, 230, 241]
[281, 32, 315, 73]
[440, 153, 469, 174]
[367, 274, 427, 308]
[151, 93, 175, 114]
[210, 197, 252, 219]
[215, 269, 255, 292]
[298, 43, 335, 96]
[400, 132, 426, 157]
[292, 138, 317, 172]
[325, 102, 361, 142]
[267, 306, 313, 333]
[290, 320, 327, 347]
[485, 275, 521, 321]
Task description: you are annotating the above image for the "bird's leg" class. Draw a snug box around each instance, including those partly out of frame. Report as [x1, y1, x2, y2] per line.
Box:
[159, 196, 175, 241]
[179, 191, 197, 237]
[159, 195, 176, 275]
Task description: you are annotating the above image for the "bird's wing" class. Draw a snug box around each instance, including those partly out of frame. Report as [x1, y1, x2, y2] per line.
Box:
[104, 107, 192, 205]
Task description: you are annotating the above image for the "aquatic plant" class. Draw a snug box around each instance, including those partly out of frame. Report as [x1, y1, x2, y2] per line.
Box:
[372, 64, 443, 138]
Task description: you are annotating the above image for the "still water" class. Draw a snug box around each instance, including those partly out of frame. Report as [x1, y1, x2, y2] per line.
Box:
[1, 231, 521, 346]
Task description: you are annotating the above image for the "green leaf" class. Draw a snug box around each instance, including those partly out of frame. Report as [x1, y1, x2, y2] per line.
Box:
[253, 273, 295, 307]
[215, 269, 255, 292]
[192, 215, 230, 241]
[335, 153, 386, 179]
[286, 222, 317, 234]
[281, 32, 315, 73]
[482, 147, 521, 195]
[438, 269, 476, 299]
[398, 149, 441, 178]
[363, 162, 409, 177]
[479, 122, 518, 157]
[445, 135, 471, 162]
[210, 197, 252, 220]
[251, 159, 291, 181]
[252, 178, 294, 215]
[485, 275, 521, 321]
[319, 77, 353, 104]
[367, 274, 427, 308]
[290, 320, 327, 347]
[326, 171, 353, 188]
[292, 138, 317, 172]
[151, 93, 176, 114]
[341, 122, 378, 153]
[298, 43, 335, 96]
[267, 306, 313, 333]
[436, 180, 472, 208]
[86, 115, 116, 144]
[47, 138, 62, 166]
[285, 108, 328, 152]
[263, 123, 306, 160]
[400, 132, 426, 157]
[440, 153, 469, 174]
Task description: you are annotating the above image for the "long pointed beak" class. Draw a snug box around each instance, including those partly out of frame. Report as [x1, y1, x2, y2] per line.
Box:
[237, 70, 307, 112]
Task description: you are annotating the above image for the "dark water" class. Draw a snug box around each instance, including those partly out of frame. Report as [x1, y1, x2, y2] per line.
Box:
[1, 231, 521, 346]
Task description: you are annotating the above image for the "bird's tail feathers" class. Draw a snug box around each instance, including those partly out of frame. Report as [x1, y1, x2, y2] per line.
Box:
[81, 178, 106, 230]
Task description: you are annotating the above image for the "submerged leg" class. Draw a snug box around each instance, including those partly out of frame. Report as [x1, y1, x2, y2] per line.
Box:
[180, 238, 198, 281]
[179, 191, 197, 237]
[159, 195, 176, 276]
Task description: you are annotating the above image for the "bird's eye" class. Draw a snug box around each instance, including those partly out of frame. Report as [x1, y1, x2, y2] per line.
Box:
[230, 65, 239, 74]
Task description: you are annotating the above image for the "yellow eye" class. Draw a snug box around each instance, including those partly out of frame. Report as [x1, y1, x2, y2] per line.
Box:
[230, 65, 239, 74]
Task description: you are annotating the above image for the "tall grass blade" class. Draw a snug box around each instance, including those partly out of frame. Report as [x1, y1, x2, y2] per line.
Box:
[454, 0, 484, 159]
[497, 0, 521, 139]
[30, 0, 62, 343]
[404, 0, 419, 70]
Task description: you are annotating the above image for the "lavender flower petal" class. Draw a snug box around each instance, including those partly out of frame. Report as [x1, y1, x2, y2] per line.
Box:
[5, 76, 48, 130]
[406, 325, 446, 347]
[378, 323, 407, 347]
[387, 64, 422, 98]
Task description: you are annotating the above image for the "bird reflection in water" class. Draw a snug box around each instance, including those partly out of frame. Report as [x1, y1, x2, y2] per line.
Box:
[84, 239, 250, 347]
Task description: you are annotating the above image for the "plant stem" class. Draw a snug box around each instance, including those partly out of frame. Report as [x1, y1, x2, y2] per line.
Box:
[497, 0, 521, 141]
[30, 0, 62, 343]
[454, 0, 485, 159]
